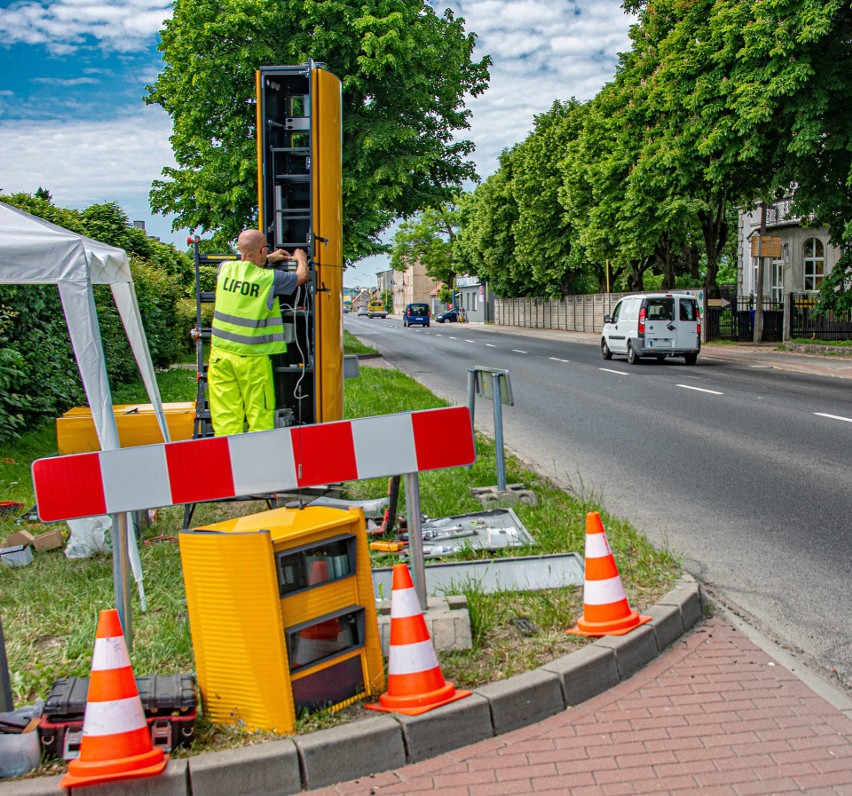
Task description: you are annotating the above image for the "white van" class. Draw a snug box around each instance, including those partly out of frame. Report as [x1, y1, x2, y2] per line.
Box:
[601, 293, 700, 365]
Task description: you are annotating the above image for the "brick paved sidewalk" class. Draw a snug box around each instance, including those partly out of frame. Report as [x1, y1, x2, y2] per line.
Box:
[311, 617, 852, 795]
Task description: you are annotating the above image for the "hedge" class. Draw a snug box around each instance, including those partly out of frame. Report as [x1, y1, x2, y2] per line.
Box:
[0, 194, 195, 441]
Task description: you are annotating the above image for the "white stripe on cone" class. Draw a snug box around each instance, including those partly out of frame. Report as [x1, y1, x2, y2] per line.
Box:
[585, 534, 612, 558]
[583, 575, 628, 605]
[390, 587, 421, 619]
[82, 696, 147, 737]
[388, 639, 440, 676]
[90, 636, 131, 671]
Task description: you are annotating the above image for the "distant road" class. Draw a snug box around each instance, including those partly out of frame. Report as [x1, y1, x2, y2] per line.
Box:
[347, 315, 852, 697]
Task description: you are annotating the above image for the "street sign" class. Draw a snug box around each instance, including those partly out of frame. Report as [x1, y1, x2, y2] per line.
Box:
[750, 236, 782, 258]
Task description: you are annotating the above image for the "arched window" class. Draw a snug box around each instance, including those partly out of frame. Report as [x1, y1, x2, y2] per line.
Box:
[803, 238, 825, 292]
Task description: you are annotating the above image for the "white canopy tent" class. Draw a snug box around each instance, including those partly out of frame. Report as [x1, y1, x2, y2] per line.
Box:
[0, 200, 169, 448]
[0, 200, 172, 642]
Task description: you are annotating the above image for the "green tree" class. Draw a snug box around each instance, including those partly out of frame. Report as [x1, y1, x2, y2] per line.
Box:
[454, 152, 525, 298]
[146, 0, 491, 261]
[389, 199, 460, 288]
[511, 99, 592, 297]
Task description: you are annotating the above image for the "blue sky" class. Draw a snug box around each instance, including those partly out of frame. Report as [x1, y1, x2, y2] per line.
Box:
[0, 0, 634, 286]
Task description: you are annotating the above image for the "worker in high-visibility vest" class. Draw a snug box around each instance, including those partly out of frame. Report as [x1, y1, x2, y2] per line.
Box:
[208, 229, 309, 436]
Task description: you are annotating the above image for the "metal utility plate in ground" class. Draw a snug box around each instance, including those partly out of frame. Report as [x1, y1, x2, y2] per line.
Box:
[415, 507, 534, 556]
[372, 552, 583, 598]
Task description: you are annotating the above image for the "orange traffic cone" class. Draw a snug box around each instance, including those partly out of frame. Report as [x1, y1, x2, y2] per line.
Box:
[60, 609, 168, 789]
[567, 512, 651, 637]
[366, 564, 471, 716]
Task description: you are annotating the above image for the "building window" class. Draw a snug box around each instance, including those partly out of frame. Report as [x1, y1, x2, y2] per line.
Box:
[751, 257, 759, 295]
[771, 259, 783, 303]
[803, 238, 825, 292]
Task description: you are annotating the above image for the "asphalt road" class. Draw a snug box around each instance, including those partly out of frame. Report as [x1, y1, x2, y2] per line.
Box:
[346, 314, 852, 697]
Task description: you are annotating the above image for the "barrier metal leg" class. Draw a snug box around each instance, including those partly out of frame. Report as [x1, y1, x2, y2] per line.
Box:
[493, 375, 507, 492]
[112, 513, 133, 651]
[404, 472, 428, 612]
[466, 369, 476, 470]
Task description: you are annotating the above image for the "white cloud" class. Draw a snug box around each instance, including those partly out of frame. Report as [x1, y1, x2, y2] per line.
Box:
[32, 76, 100, 86]
[431, 0, 633, 178]
[0, 1, 172, 54]
[0, 104, 186, 245]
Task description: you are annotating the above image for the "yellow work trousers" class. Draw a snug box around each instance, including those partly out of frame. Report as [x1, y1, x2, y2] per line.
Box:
[207, 349, 276, 436]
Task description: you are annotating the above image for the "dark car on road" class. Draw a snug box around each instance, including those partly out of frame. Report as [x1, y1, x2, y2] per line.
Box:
[403, 302, 430, 328]
[435, 309, 460, 323]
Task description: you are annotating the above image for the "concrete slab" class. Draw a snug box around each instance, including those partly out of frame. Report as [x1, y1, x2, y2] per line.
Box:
[475, 669, 564, 734]
[393, 693, 493, 763]
[377, 595, 472, 654]
[471, 484, 538, 508]
[0, 775, 64, 796]
[646, 601, 685, 652]
[70, 758, 188, 796]
[594, 624, 659, 680]
[658, 581, 704, 629]
[541, 643, 620, 705]
[295, 714, 405, 791]
[188, 739, 300, 796]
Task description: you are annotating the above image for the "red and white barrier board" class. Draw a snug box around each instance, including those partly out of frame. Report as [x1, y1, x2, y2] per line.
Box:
[32, 406, 475, 523]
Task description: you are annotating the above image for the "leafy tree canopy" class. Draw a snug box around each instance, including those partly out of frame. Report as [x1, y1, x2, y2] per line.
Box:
[146, 0, 491, 262]
[389, 198, 460, 287]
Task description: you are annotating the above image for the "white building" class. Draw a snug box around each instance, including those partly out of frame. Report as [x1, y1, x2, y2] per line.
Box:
[738, 199, 840, 302]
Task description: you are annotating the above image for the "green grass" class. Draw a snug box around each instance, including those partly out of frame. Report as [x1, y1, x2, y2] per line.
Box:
[0, 352, 680, 770]
[343, 329, 376, 356]
[789, 337, 852, 348]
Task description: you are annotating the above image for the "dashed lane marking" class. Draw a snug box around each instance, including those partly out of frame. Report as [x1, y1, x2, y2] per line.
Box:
[677, 384, 724, 395]
[599, 368, 629, 376]
[814, 412, 852, 424]
[512, 350, 527, 354]
[548, 357, 570, 363]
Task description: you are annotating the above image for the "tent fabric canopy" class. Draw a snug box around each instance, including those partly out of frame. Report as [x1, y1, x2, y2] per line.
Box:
[0, 200, 169, 450]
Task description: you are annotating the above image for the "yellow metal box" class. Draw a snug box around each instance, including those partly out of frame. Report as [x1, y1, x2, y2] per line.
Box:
[179, 505, 384, 734]
[55, 402, 195, 454]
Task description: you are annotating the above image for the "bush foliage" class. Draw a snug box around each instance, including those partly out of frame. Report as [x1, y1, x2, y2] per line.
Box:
[0, 194, 194, 440]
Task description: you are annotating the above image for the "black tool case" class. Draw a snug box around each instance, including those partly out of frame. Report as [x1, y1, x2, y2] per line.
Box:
[38, 674, 198, 760]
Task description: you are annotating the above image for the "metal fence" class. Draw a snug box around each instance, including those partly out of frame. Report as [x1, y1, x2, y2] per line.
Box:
[705, 298, 785, 343]
[496, 292, 852, 343]
[705, 293, 852, 342]
[789, 293, 852, 340]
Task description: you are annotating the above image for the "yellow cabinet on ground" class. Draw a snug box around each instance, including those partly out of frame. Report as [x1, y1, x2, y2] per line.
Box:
[178, 505, 384, 734]
[55, 402, 195, 454]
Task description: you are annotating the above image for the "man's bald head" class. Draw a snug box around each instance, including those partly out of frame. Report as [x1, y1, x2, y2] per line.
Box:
[237, 229, 268, 263]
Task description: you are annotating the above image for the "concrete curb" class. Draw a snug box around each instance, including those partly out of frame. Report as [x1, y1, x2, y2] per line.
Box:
[1, 576, 704, 796]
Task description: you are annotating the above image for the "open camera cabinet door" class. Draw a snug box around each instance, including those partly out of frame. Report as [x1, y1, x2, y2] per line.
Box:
[256, 60, 344, 427]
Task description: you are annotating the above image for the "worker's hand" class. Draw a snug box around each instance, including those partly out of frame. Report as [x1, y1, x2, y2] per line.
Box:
[288, 248, 310, 286]
[265, 247, 291, 264]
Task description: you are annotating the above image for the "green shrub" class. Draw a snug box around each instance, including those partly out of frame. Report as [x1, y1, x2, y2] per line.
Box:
[0, 194, 195, 440]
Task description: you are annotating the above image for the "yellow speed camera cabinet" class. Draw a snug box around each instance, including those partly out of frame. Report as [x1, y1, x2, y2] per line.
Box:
[256, 61, 344, 426]
[178, 505, 383, 734]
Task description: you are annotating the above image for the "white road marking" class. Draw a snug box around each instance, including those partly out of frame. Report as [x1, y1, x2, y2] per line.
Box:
[512, 349, 527, 354]
[814, 412, 852, 424]
[549, 357, 570, 363]
[448, 336, 457, 340]
[599, 368, 629, 376]
[486, 343, 497, 347]
[677, 384, 724, 395]
[465, 339, 476, 343]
